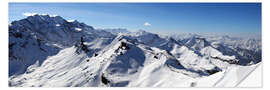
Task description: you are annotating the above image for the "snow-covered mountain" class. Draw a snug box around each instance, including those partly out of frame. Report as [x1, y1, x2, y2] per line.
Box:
[96, 28, 131, 35]
[163, 33, 261, 65]
[9, 14, 262, 87]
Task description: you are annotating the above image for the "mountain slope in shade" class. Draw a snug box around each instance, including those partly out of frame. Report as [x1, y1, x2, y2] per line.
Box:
[9, 14, 262, 87]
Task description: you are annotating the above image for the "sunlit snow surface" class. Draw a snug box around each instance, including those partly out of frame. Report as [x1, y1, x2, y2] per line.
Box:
[67, 19, 75, 22]
[75, 28, 82, 31]
[8, 14, 262, 87]
[9, 46, 261, 87]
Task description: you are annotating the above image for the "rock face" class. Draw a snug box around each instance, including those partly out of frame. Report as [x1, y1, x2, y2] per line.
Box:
[8, 14, 114, 76]
[9, 14, 261, 87]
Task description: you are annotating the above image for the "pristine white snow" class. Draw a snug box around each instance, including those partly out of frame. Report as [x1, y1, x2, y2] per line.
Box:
[75, 28, 82, 31]
[8, 14, 262, 87]
[67, 19, 75, 22]
[237, 63, 262, 87]
[214, 63, 261, 87]
[9, 45, 261, 87]
[56, 24, 60, 27]
[23, 12, 38, 16]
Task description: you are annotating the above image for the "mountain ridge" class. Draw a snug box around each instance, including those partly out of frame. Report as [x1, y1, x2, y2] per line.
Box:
[9, 14, 262, 87]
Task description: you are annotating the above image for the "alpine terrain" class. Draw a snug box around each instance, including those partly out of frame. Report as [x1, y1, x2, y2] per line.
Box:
[8, 14, 262, 87]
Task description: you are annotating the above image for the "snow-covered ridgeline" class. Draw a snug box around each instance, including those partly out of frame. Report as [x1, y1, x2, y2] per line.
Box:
[8, 14, 262, 87]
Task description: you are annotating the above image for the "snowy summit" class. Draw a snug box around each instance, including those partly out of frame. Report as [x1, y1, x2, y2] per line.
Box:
[8, 14, 261, 87]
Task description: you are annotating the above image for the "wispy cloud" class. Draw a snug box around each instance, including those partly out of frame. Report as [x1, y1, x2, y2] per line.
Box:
[144, 22, 151, 27]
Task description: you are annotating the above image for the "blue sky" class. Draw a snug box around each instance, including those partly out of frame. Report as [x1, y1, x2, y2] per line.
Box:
[9, 3, 261, 34]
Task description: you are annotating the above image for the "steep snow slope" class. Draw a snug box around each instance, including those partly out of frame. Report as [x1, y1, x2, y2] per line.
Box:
[167, 33, 261, 65]
[8, 37, 190, 87]
[9, 14, 115, 76]
[237, 63, 262, 87]
[7, 37, 231, 87]
[9, 46, 91, 87]
[9, 14, 262, 87]
[213, 63, 261, 87]
[193, 62, 261, 87]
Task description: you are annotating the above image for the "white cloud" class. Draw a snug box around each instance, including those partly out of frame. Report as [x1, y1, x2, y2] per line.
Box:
[22, 12, 38, 16]
[144, 22, 151, 27]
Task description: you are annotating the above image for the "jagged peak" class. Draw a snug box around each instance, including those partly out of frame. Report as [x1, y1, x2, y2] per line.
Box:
[20, 13, 85, 26]
[133, 29, 151, 36]
[10, 14, 95, 31]
[18, 13, 67, 25]
[115, 34, 136, 43]
[67, 19, 77, 23]
[188, 36, 209, 43]
[185, 36, 211, 50]
[23, 13, 59, 17]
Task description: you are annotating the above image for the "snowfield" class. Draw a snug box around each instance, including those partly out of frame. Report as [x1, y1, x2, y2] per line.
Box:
[8, 14, 262, 87]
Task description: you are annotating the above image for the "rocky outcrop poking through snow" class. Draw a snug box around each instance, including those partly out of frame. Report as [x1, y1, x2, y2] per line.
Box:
[9, 14, 261, 87]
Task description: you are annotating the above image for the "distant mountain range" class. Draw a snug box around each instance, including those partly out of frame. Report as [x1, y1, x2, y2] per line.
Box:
[9, 14, 261, 87]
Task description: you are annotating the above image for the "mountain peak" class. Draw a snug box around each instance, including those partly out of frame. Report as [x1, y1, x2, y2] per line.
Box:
[9, 14, 262, 87]
[15, 14, 67, 26]
[134, 30, 149, 35]
[23, 13, 59, 17]
[21, 13, 86, 27]
[25, 13, 62, 19]
[185, 36, 211, 51]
